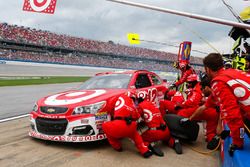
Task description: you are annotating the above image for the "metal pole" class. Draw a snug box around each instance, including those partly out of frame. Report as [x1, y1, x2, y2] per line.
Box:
[107, 0, 250, 30]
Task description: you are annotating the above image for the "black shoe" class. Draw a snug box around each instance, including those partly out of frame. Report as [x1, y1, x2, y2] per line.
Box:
[220, 130, 230, 140]
[148, 144, 164, 157]
[174, 139, 182, 154]
[207, 135, 220, 150]
[228, 144, 243, 157]
[143, 150, 153, 158]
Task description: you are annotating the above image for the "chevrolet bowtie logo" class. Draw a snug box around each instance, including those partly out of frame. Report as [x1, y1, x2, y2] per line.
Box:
[47, 108, 55, 113]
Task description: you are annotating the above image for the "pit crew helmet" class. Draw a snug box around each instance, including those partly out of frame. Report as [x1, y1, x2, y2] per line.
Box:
[179, 62, 187, 70]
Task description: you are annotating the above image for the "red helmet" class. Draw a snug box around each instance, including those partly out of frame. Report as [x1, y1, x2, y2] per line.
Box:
[137, 91, 148, 100]
[187, 74, 198, 82]
[179, 62, 187, 69]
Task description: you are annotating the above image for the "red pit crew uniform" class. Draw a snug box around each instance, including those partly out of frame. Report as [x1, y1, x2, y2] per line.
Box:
[175, 67, 196, 87]
[177, 83, 219, 142]
[206, 69, 250, 147]
[138, 100, 175, 148]
[159, 90, 185, 115]
[102, 94, 149, 155]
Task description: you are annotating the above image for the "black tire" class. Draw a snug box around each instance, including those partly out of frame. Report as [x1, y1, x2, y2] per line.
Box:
[164, 114, 199, 142]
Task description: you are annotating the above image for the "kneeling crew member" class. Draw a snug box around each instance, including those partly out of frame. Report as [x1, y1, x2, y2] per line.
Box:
[102, 91, 152, 158]
[137, 91, 182, 155]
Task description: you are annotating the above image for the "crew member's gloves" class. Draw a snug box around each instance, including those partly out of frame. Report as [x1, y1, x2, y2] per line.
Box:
[160, 123, 167, 130]
[220, 130, 230, 140]
[215, 105, 220, 113]
[179, 118, 191, 126]
[169, 84, 176, 89]
[228, 144, 243, 157]
[207, 135, 220, 150]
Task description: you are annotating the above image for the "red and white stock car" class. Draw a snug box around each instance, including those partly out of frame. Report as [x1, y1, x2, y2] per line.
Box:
[29, 70, 168, 142]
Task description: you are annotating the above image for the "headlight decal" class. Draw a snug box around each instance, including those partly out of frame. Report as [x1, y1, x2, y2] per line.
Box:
[72, 101, 106, 115]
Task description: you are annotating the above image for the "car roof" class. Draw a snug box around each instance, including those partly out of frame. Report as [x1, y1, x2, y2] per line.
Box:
[95, 70, 154, 76]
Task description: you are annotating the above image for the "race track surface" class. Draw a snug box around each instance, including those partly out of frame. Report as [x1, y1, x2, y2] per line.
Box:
[0, 83, 80, 119]
[0, 62, 219, 167]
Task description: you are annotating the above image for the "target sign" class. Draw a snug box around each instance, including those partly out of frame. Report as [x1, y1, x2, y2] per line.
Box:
[23, 0, 57, 14]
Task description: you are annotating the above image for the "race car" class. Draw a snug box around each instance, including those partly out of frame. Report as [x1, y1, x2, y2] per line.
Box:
[29, 70, 168, 142]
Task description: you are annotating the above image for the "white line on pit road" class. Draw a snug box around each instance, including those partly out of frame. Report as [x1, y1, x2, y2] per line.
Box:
[0, 114, 30, 123]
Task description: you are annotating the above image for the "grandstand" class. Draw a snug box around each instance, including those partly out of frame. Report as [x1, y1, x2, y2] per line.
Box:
[0, 22, 203, 72]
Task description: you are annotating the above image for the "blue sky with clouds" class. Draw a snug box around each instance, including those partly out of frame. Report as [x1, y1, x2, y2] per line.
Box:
[0, 0, 249, 57]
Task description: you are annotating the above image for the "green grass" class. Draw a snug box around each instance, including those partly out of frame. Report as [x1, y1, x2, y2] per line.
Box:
[0, 76, 90, 87]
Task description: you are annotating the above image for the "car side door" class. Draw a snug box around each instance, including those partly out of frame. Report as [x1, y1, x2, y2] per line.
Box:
[149, 73, 168, 102]
[133, 72, 158, 104]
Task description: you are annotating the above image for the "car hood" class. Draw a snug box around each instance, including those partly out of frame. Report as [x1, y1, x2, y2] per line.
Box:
[37, 89, 127, 108]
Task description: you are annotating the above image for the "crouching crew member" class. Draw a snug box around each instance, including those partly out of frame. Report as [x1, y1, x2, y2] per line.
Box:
[174, 74, 219, 150]
[102, 92, 152, 158]
[160, 90, 185, 115]
[137, 91, 182, 155]
[170, 62, 196, 89]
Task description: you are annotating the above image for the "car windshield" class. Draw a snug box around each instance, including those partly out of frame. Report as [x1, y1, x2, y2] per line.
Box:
[156, 72, 178, 83]
[78, 73, 132, 89]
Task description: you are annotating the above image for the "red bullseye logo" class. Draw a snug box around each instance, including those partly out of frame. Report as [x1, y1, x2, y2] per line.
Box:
[115, 97, 125, 111]
[44, 90, 106, 105]
[137, 91, 147, 99]
[227, 79, 250, 105]
[30, 0, 52, 12]
[23, 0, 57, 14]
[143, 109, 153, 122]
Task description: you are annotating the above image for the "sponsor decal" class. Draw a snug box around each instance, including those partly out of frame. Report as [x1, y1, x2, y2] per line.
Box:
[143, 109, 153, 122]
[38, 114, 65, 119]
[115, 97, 125, 111]
[95, 115, 108, 120]
[47, 108, 55, 113]
[29, 131, 106, 142]
[137, 91, 147, 99]
[227, 79, 250, 106]
[95, 112, 108, 116]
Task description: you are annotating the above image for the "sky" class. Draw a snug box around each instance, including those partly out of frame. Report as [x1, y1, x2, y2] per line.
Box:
[0, 0, 249, 58]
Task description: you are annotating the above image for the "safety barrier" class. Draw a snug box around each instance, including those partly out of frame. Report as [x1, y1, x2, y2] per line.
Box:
[222, 126, 250, 167]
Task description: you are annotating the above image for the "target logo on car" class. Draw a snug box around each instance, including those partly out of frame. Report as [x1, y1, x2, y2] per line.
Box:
[23, 0, 57, 14]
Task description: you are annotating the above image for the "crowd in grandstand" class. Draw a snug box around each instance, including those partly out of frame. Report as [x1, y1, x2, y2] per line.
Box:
[0, 48, 177, 72]
[0, 22, 203, 72]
